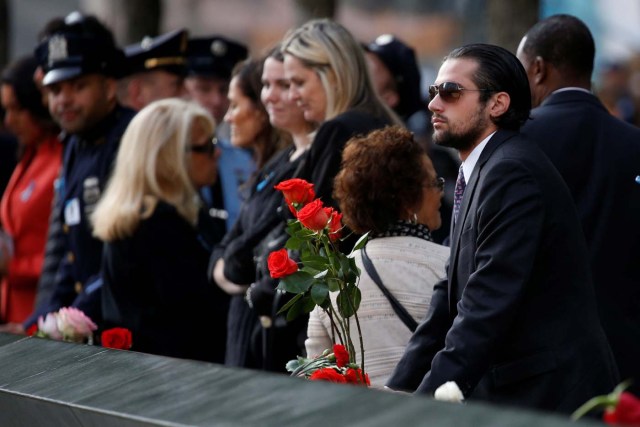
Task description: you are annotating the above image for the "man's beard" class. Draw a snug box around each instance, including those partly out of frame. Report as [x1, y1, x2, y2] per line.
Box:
[433, 105, 489, 151]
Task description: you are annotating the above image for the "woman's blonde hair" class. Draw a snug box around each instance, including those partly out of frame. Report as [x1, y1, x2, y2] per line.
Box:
[282, 19, 400, 124]
[92, 98, 214, 242]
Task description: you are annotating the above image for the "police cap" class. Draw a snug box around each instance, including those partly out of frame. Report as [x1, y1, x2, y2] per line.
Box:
[366, 34, 423, 118]
[34, 11, 126, 86]
[187, 36, 248, 80]
[125, 28, 189, 77]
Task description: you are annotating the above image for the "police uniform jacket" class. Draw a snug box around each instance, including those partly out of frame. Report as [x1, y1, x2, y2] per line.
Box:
[26, 105, 135, 327]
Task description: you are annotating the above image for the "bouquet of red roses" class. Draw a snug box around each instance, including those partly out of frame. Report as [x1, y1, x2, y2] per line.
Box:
[268, 178, 369, 385]
[286, 343, 369, 385]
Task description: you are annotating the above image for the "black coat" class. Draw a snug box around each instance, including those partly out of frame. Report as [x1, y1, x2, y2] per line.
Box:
[521, 90, 640, 394]
[211, 147, 302, 369]
[297, 109, 390, 209]
[101, 201, 229, 363]
[387, 130, 618, 413]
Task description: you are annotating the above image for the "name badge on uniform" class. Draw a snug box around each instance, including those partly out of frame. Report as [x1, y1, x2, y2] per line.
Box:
[64, 198, 81, 226]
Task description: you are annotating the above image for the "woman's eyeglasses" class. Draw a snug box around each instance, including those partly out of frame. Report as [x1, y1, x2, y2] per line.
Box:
[428, 82, 494, 103]
[425, 177, 445, 192]
[187, 137, 218, 156]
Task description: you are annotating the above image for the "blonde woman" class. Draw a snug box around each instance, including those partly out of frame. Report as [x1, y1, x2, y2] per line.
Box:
[92, 99, 229, 362]
[282, 19, 401, 209]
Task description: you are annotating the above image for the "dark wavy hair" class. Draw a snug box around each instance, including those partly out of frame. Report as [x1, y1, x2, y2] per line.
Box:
[334, 125, 428, 234]
[231, 58, 288, 169]
[446, 43, 531, 131]
[1, 55, 57, 132]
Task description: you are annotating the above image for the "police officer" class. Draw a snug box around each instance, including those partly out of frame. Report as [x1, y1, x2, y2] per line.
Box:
[118, 28, 189, 111]
[24, 12, 135, 328]
[185, 36, 254, 230]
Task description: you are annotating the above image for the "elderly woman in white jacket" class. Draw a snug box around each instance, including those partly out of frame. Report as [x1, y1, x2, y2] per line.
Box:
[305, 126, 448, 388]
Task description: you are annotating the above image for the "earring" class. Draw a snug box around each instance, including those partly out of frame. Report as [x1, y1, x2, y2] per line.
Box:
[411, 213, 418, 225]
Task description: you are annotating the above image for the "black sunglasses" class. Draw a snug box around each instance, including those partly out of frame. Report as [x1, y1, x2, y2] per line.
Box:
[187, 137, 218, 156]
[425, 177, 445, 192]
[428, 82, 494, 103]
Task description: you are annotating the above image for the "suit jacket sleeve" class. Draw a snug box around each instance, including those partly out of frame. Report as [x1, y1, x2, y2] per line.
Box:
[418, 159, 544, 396]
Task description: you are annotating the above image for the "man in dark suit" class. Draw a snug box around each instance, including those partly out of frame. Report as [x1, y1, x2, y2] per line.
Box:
[386, 43, 618, 413]
[517, 15, 640, 395]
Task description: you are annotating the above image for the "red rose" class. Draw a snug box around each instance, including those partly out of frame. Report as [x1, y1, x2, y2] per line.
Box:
[309, 367, 346, 383]
[604, 392, 640, 425]
[101, 327, 132, 350]
[297, 199, 329, 231]
[267, 249, 298, 279]
[274, 179, 315, 208]
[333, 344, 349, 368]
[325, 208, 343, 241]
[25, 324, 38, 336]
[345, 368, 370, 386]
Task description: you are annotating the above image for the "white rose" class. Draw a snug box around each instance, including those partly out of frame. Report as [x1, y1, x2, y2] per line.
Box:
[434, 381, 464, 403]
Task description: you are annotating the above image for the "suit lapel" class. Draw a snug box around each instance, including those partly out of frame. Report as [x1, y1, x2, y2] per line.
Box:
[447, 130, 517, 310]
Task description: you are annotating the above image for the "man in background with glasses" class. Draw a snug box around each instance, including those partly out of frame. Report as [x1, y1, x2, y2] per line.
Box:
[518, 14, 640, 395]
[386, 43, 618, 414]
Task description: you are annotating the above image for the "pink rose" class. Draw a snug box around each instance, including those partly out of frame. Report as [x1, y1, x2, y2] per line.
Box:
[297, 199, 329, 231]
[56, 307, 97, 342]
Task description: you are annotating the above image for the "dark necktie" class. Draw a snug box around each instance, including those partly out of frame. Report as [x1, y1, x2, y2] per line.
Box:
[453, 165, 466, 224]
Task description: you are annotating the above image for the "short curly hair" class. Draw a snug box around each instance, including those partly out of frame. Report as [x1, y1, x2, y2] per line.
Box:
[333, 125, 428, 234]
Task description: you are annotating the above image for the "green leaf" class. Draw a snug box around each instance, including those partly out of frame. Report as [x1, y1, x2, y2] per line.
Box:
[302, 255, 330, 271]
[349, 231, 370, 255]
[286, 296, 306, 321]
[352, 286, 362, 312]
[345, 256, 359, 283]
[310, 283, 329, 305]
[280, 271, 315, 294]
[336, 285, 362, 318]
[286, 358, 302, 373]
[339, 256, 351, 280]
[327, 278, 340, 292]
[302, 295, 317, 313]
[285, 236, 304, 251]
[276, 292, 303, 315]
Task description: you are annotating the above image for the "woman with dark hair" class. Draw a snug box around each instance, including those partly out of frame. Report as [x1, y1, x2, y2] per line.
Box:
[305, 126, 448, 387]
[224, 59, 284, 171]
[210, 56, 312, 370]
[0, 55, 62, 325]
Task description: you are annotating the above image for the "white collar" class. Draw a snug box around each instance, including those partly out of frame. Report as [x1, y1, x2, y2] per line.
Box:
[461, 131, 496, 182]
[552, 87, 592, 95]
